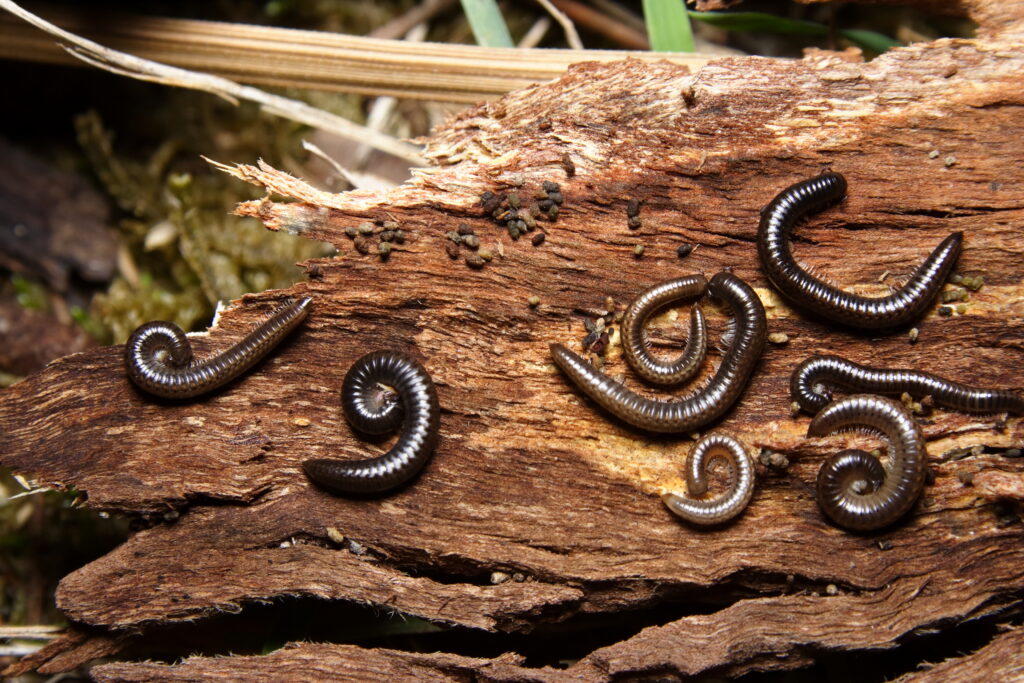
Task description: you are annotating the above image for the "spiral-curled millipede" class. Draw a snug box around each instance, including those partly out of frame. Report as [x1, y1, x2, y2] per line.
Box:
[791, 354, 1024, 415]
[620, 274, 709, 386]
[550, 271, 767, 433]
[808, 394, 927, 531]
[124, 297, 312, 399]
[757, 172, 962, 328]
[303, 351, 440, 495]
[661, 434, 755, 526]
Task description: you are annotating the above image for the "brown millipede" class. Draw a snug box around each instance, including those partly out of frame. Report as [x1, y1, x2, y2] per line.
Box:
[620, 275, 709, 386]
[550, 272, 766, 433]
[124, 297, 311, 399]
[757, 173, 962, 328]
[662, 434, 755, 526]
[791, 355, 1024, 415]
[303, 351, 440, 495]
[808, 394, 927, 531]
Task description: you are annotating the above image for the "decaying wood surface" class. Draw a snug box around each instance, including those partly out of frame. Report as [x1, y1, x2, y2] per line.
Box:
[3, 1, 1024, 679]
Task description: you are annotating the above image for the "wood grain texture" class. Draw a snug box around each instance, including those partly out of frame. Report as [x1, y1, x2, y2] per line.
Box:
[91, 644, 541, 683]
[2, 2, 1024, 679]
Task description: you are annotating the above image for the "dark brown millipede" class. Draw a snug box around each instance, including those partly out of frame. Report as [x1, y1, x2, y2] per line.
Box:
[757, 172, 962, 328]
[662, 433, 755, 526]
[303, 351, 440, 495]
[808, 394, 927, 531]
[791, 354, 1024, 415]
[620, 274, 708, 386]
[124, 297, 312, 399]
[550, 272, 767, 433]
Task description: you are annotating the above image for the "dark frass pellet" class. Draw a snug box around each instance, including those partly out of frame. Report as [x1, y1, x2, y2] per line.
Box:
[457, 223, 474, 236]
[561, 152, 576, 177]
[344, 226, 358, 239]
[465, 253, 485, 269]
[508, 225, 521, 240]
[355, 237, 373, 255]
[380, 230, 396, 242]
[393, 229, 406, 244]
[378, 242, 392, 260]
[538, 198, 554, 211]
[677, 243, 694, 259]
[531, 232, 545, 246]
[485, 201, 502, 217]
[446, 231, 462, 244]
[507, 193, 521, 209]
[481, 191, 494, 204]
[462, 235, 480, 249]
[358, 222, 375, 235]
[482, 193, 503, 214]
[445, 241, 460, 260]
[938, 305, 953, 317]
[382, 221, 399, 230]
[542, 180, 560, 193]
[626, 198, 640, 218]
[529, 204, 542, 219]
[627, 216, 642, 230]
[548, 191, 563, 205]
[548, 205, 559, 221]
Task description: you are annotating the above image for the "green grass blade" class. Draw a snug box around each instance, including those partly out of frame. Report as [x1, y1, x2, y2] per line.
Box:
[839, 28, 903, 53]
[687, 11, 825, 36]
[643, 0, 695, 53]
[459, 0, 514, 48]
[688, 11, 902, 54]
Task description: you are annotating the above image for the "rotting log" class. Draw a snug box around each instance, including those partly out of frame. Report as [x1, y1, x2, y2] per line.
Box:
[3, 0, 1024, 679]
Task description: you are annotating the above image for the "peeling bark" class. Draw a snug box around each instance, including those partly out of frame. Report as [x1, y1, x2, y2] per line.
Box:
[897, 626, 1024, 682]
[2, 0, 1024, 679]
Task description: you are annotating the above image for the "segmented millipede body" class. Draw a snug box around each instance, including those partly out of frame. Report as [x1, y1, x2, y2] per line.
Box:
[791, 355, 1024, 415]
[621, 274, 709, 386]
[662, 434, 755, 526]
[808, 394, 927, 531]
[124, 297, 312, 399]
[757, 172, 962, 328]
[303, 351, 440, 495]
[550, 272, 767, 433]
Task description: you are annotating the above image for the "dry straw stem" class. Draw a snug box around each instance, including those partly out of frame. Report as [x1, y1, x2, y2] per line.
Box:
[0, 4, 713, 103]
[0, 0, 426, 165]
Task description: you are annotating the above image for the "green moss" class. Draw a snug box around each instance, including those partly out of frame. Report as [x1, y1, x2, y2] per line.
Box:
[78, 101, 332, 343]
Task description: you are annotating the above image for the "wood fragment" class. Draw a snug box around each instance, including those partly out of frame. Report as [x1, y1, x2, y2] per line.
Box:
[896, 626, 1024, 682]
